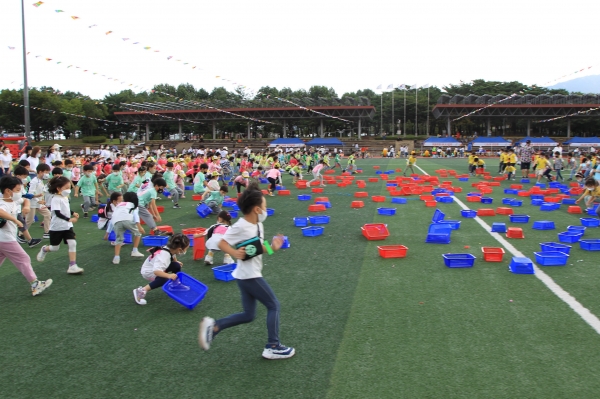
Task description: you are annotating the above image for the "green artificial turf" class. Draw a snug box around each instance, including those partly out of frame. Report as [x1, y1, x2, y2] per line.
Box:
[1, 158, 600, 398]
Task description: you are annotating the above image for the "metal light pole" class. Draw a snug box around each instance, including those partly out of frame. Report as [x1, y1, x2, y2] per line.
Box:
[415, 86, 418, 136]
[380, 92, 383, 136]
[21, 0, 31, 138]
[426, 86, 430, 137]
[403, 87, 406, 137]
[391, 87, 394, 135]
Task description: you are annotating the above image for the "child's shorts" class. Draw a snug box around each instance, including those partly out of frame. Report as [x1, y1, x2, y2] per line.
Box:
[113, 220, 142, 244]
[49, 228, 76, 246]
[536, 169, 546, 176]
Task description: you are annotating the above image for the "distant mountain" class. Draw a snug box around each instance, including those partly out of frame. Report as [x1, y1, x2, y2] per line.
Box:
[548, 74, 600, 94]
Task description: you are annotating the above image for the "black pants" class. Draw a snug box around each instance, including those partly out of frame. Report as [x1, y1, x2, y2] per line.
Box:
[268, 177, 277, 191]
[236, 182, 245, 194]
[149, 261, 181, 290]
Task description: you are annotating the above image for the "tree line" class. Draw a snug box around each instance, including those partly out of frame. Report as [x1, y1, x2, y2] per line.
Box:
[1, 80, 598, 142]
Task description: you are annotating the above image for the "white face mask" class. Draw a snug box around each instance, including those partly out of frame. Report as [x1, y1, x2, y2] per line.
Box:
[257, 209, 267, 223]
[36, 153, 41, 158]
[21, 179, 27, 185]
[11, 190, 21, 201]
[61, 189, 71, 197]
[43, 174, 50, 180]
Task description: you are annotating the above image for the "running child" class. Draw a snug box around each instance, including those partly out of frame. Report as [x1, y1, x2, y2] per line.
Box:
[36, 176, 83, 274]
[132, 234, 191, 305]
[105, 164, 126, 195]
[193, 163, 209, 195]
[404, 153, 417, 176]
[75, 165, 99, 218]
[199, 183, 295, 360]
[203, 210, 234, 265]
[163, 162, 183, 209]
[26, 163, 52, 237]
[308, 160, 326, 187]
[99, 192, 122, 241]
[0, 176, 52, 296]
[13, 166, 42, 248]
[553, 152, 564, 182]
[137, 177, 168, 236]
[111, 192, 145, 264]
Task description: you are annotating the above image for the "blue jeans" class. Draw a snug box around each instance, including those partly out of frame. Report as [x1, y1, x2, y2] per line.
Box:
[215, 277, 280, 345]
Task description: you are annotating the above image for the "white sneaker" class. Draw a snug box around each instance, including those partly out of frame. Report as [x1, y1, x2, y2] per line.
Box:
[67, 264, 84, 274]
[131, 249, 145, 258]
[31, 279, 53, 296]
[199, 317, 215, 350]
[223, 254, 234, 264]
[204, 253, 213, 265]
[36, 246, 47, 262]
[112, 256, 120, 265]
[133, 287, 147, 305]
[262, 344, 296, 360]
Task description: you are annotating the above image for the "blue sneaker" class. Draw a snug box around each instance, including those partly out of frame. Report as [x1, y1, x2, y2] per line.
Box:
[262, 344, 295, 360]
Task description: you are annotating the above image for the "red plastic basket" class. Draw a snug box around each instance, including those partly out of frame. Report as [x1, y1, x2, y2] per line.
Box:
[361, 223, 390, 240]
[482, 247, 505, 262]
[377, 245, 408, 258]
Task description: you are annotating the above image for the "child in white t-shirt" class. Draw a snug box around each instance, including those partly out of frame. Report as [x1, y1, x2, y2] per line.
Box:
[0, 176, 52, 296]
[36, 176, 83, 275]
[199, 183, 294, 360]
[111, 192, 145, 264]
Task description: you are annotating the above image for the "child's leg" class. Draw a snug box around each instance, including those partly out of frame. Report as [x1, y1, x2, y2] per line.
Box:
[25, 208, 36, 228]
[66, 239, 77, 263]
[83, 196, 91, 212]
[236, 182, 242, 194]
[146, 262, 182, 291]
[138, 206, 157, 231]
[0, 242, 37, 282]
[170, 187, 180, 205]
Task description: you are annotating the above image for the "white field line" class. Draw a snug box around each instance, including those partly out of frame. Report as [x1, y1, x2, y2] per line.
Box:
[413, 163, 600, 335]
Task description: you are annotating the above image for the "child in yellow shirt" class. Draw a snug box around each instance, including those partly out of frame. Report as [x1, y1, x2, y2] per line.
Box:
[536, 153, 553, 182]
[404, 154, 416, 176]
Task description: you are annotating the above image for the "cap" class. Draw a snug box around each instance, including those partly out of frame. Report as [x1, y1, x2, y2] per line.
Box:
[168, 157, 174, 162]
[51, 144, 63, 149]
[242, 171, 249, 178]
[212, 156, 219, 160]
[211, 171, 220, 177]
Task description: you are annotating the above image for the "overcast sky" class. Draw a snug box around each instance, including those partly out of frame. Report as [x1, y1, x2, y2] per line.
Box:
[2, 0, 600, 99]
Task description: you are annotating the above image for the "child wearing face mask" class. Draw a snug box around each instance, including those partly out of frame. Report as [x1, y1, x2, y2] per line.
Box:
[26, 163, 52, 239]
[74, 165, 99, 218]
[105, 164, 126, 195]
[199, 182, 295, 360]
[0, 176, 52, 296]
[132, 233, 190, 306]
[163, 162, 183, 209]
[36, 176, 83, 275]
[0, 147, 13, 176]
[13, 166, 42, 248]
[137, 177, 168, 236]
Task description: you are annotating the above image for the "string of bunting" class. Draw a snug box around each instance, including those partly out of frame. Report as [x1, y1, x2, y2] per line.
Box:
[257, 93, 352, 124]
[452, 94, 518, 122]
[152, 90, 278, 125]
[535, 106, 600, 123]
[30, 1, 250, 91]
[118, 103, 203, 125]
[4, 101, 129, 125]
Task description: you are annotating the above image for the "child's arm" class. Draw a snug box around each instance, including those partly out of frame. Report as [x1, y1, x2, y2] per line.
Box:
[218, 238, 247, 260]
[150, 199, 161, 222]
[0, 209, 23, 228]
[136, 222, 145, 235]
[576, 191, 588, 203]
[154, 269, 178, 280]
[74, 185, 80, 197]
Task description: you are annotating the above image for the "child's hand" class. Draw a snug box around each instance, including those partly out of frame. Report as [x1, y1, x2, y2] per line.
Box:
[170, 274, 178, 280]
[576, 199, 580, 204]
[138, 227, 145, 234]
[74, 193, 79, 198]
[22, 207, 30, 216]
[232, 247, 246, 259]
[271, 235, 285, 251]
[14, 219, 23, 228]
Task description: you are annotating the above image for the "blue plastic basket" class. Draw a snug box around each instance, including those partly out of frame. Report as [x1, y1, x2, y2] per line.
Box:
[466, 193, 482, 197]
[588, 209, 599, 216]
[532, 221, 555, 230]
[580, 218, 600, 227]
[425, 233, 451, 244]
[437, 220, 461, 230]
[510, 200, 523, 207]
[509, 257, 535, 274]
[229, 211, 238, 218]
[309, 215, 330, 224]
[580, 239, 600, 251]
[436, 196, 454, 203]
[277, 236, 290, 249]
[534, 251, 569, 266]
[443, 253, 475, 268]
[531, 199, 544, 206]
[461, 210, 477, 218]
[480, 197, 493, 204]
[540, 203, 560, 211]
[375, 170, 383, 175]
[491, 222, 507, 233]
[266, 208, 275, 216]
[504, 189, 518, 195]
[567, 225, 586, 235]
[520, 179, 530, 184]
[558, 231, 583, 243]
[377, 207, 397, 216]
[298, 194, 311, 201]
[91, 215, 99, 222]
[391, 198, 407, 204]
[259, 178, 269, 184]
[432, 209, 445, 223]
[142, 236, 169, 246]
[509, 215, 530, 223]
[294, 217, 310, 227]
[386, 183, 398, 187]
[315, 201, 332, 208]
[108, 231, 133, 244]
[185, 186, 193, 191]
[562, 198, 576, 205]
[302, 226, 324, 237]
[233, 204, 240, 211]
[162, 272, 208, 310]
[223, 201, 236, 208]
[275, 186, 286, 191]
[502, 198, 515, 205]
[535, 183, 547, 188]
[458, 177, 469, 181]
[428, 223, 452, 234]
[212, 264, 237, 282]
[540, 242, 572, 254]
[196, 203, 211, 218]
